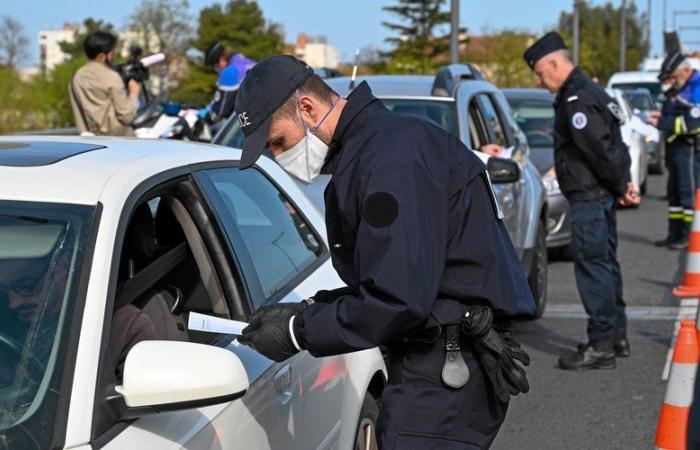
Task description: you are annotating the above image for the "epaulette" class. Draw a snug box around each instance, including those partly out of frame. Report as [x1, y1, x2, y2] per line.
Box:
[567, 95, 579, 103]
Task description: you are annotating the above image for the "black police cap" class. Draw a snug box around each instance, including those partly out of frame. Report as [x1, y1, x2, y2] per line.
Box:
[658, 51, 687, 81]
[204, 42, 225, 67]
[523, 31, 568, 69]
[234, 55, 314, 168]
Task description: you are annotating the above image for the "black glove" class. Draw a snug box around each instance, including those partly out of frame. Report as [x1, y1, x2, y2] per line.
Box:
[462, 305, 530, 403]
[239, 302, 307, 362]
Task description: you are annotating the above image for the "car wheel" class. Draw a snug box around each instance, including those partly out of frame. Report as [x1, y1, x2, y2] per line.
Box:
[640, 177, 648, 195]
[528, 222, 548, 319]
[354, 392, 379, 450]
[649, 159, 664, 175]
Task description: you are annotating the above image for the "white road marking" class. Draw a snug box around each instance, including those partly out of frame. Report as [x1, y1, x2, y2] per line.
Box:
[661, 298, 697, 380]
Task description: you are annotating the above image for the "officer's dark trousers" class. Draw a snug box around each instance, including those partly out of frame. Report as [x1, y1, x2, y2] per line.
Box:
[376, 338, 508, 449]
[569, 194, 627, 341]
[666, 141, 695, 242]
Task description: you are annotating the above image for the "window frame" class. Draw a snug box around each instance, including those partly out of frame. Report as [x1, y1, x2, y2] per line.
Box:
[192, 162, 330, 311]
[475, 93, 513, 148]
[468, 97, 490, 149]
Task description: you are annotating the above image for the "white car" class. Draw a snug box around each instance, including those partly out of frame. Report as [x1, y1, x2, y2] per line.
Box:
[605, 88, 650, 195]
[0, 137, 386, 450]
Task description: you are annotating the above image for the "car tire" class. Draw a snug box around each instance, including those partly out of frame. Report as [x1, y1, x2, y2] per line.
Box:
[354, 392, 379, 450]
[528, 222, 548, 319]
[640, 177, 648, 195]
[649, 160, 664, 175]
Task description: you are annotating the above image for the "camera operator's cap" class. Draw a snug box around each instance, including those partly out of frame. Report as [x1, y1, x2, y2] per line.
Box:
[235, 55, 314, 169]
[523, 31, 568, 70]
[204, 42, 225, 66]
[658, 51, 687, 81]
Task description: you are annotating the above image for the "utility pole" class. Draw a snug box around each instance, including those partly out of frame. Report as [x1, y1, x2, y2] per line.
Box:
[620, 0, 627, 71]
[647, 0, 652, 56]
[573, 0, 580, 65]
[450, 0, 459, 64]
[663, 0, 668, 31]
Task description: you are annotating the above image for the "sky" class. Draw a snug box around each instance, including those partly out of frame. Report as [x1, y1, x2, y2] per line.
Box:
[3, 0, 699, 68]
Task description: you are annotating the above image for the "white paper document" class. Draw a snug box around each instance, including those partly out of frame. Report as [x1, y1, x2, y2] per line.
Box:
[188, 312, 248, 335]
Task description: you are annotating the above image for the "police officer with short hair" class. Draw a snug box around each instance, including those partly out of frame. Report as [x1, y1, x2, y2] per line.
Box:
[524, 32, 637, 371]
[651, 52, 700, 249]
[235, 55, 535, 448]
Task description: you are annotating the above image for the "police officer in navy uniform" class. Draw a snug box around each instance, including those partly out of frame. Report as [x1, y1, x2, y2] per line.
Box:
[235, 55, 535, 449]
[651, 52, 700, 249]
[524, 33, 638, 371]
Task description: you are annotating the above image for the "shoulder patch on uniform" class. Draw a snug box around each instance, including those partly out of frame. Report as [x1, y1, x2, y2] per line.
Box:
[691, 107, 700, 119]
[362, 192, 399, 228]
[567, 95, 579, 102]
[482, 172, 504, 220]
[607, 102, 624, 123]
[571, 112, 588, 130]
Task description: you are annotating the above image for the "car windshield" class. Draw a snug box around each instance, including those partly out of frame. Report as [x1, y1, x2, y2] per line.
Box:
[507, 99, 555, 148]
[611, 82, 661, 98]
[623, 91, 654, 112]
[0, 201, 95, 449]
[214, 98, 458, 148]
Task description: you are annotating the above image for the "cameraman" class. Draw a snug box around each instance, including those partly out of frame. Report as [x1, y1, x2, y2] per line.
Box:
[69, 31, 140, 136]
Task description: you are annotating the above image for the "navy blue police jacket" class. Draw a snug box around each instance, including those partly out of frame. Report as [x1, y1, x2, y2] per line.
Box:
[292, 82, 535, 357]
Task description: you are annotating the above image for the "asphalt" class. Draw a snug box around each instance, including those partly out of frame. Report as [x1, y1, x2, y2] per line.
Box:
[492, 172, 687, 450]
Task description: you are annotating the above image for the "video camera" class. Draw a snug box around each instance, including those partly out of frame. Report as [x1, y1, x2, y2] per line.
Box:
[115, 46, 165, 86]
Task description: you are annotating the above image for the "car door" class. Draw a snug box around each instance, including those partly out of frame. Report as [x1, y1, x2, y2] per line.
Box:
[98, 176, 296, 450]
[468, 93, 523, 245]
[194, 165, 348, 450]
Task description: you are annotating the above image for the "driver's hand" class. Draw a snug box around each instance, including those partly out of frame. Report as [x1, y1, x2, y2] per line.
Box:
[481, 144, 504, 156]
[128, 79, 140, 96]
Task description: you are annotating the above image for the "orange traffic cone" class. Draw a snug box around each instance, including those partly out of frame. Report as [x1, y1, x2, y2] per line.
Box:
[655, 320, 699, 450]
[674, 190, 700, 298]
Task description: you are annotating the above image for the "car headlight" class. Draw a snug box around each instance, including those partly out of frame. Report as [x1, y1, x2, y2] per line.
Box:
[542, 167, 561, 195]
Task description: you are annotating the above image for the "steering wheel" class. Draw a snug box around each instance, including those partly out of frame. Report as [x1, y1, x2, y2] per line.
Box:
[0, 331, 45, 401]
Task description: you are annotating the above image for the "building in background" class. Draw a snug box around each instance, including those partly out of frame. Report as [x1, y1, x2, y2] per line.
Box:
[39, 24, 80, 71]
[291, 34, 339, 69]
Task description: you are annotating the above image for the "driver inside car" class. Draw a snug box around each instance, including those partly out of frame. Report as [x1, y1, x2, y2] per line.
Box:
[4, 249, 158, 382]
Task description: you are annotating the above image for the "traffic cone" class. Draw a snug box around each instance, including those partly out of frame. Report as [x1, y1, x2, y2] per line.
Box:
[655, 320, 699, 450]
[674, 189, 700, 298]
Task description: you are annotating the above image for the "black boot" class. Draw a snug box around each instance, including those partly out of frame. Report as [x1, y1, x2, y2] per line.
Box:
[654, 238, 671, 247]
[558, 339, 616, 371]
[613, 328, 630, 357]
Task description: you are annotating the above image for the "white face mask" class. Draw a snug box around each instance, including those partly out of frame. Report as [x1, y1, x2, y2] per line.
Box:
[275, 91, 338, 184]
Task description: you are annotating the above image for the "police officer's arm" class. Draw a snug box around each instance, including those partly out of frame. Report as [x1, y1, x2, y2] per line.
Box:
[209, 66, 240, 122]
[566, 98, 629, 196]
[292, 158, 449, 357]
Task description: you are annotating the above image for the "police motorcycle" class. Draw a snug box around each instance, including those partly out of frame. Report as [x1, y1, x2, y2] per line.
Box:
[115, 46, 212, 142]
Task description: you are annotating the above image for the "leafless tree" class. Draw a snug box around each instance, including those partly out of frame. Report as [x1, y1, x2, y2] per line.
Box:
[128, 0, 193, 54]
[0, 16, 29, 69]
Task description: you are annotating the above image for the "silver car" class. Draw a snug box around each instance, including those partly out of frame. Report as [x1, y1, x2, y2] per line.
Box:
[214, 64, 548, 318]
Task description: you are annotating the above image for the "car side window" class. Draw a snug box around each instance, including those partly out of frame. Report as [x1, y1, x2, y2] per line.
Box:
[196, 167, 324, 309]
[477, 94, 509, 147]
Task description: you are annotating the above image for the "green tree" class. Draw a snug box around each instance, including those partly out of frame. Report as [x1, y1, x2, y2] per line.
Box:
[558, 1, 649, 82]
[463, 30, 539, 87]
[58, 18, 117, 60]
[193, 0, 283, 60]
[381, 0, 454, 74]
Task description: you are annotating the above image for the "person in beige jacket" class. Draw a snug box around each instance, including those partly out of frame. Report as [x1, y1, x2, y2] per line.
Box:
[69, 31, 140, 136]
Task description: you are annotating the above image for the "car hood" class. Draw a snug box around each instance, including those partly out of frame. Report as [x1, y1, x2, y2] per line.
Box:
[529, 147, 554, 175]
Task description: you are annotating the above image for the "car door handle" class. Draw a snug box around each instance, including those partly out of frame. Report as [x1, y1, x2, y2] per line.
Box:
[273, 363, 293, 404]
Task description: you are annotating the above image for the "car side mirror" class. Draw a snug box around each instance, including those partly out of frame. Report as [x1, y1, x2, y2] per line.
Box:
[487, 157, 521, 184]
[115, 340, 248, 417]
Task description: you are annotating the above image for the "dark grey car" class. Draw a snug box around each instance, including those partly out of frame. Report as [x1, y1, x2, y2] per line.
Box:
[503, 88, 573, 257]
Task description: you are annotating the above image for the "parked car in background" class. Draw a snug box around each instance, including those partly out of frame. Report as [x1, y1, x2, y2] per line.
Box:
[606, 88, 650, 195]
[0, 138, 386, 450]
[215, 64, 549, 318]
[623, 88, 664, 174]
[503, 88, 572, 259]
[607, 71, 662, 100]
